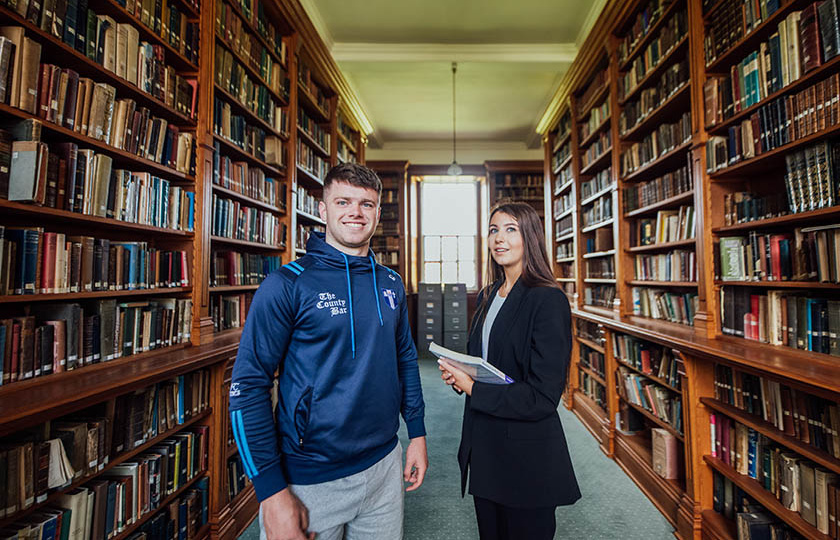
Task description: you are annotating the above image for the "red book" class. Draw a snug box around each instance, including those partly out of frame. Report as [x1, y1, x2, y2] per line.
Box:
[799, 3, 823, 74]
[769, 235, 783, 281]
[10, 322, 20, 382]
[41, 232, 56, 294]
[36, 64, 52, 119]
[181, 251, 188, 286]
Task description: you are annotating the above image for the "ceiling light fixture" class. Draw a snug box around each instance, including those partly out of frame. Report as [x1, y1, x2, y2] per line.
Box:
[446, 62, 463, 177]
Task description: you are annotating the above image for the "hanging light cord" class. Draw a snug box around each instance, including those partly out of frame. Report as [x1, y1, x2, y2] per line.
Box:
[451, 62, 457, 163]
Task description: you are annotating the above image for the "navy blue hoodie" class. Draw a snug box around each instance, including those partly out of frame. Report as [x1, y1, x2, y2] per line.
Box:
[229, 232, 426, 502]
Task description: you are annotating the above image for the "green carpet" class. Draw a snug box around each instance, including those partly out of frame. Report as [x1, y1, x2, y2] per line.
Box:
[239, 360, 675, 539]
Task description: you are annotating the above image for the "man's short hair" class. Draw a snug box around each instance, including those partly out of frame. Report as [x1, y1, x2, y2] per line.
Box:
[324, 163, 382, 198]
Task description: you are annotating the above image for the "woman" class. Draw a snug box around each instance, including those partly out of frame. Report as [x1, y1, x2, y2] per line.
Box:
[438, 201, 581, 540]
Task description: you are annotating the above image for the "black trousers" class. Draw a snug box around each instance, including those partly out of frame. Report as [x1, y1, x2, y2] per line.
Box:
[473, 496, 557, 540]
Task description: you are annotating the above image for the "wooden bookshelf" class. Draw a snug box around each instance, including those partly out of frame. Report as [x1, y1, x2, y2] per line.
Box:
[368, 161, 407, 277]
[485, 160, 545, 223]
[546, 109, 578, 302]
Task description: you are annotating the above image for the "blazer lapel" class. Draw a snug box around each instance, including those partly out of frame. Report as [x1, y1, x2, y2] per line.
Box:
[487, 278, 527, 364]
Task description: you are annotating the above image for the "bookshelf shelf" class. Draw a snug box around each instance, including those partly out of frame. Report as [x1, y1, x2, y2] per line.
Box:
[615, 430, 687, 500]
[211, 236, 284, 250]
[0, 103, 195, 183]
[337, 130, 357, 153]
[615, 358, 681, 394]
[215, 36, 289, 106]
[584, 278, 617, 284]
[711, 206, 840, 233]
[706, 55, 840, 135]
[624, 190, 694, 217]
[553, 154, 573, 175]
[578, 363, 607, 386]
[580, 115, 612, 148]
[213, 134, 287, 176]
[220, 0, 288, 69]
[583, 249, 617, 259]
[553, 131, 572, 152]
[627, 280, 698, 287]
[554, 207, 575, 221]
[577, 83, 610, 123]
[580, 184, 615, 206]
[297, 125, 330, 158]
[0, 409, 212, 530]
[0, 287, 193, 304]
[621, 397, 684, 442]
[700, 397, 840, 476]
[703, 456, 832, 540]
[617, 0, 684, 72]
[580, 147, 613, 176]
[701, 509, 737, 540]
[619, 36, 689, 106]
[213, 184, 286, 214]
[576, 336, 605, 354]
[575, 388, 609, 420]
[556, 257, 576, 263]
[295, 248, 306, 255]
[298, 87, 331, 123]
[620, 83, 691, 141]
[215, 84, 285, 139]
[621, 140, 692, 183]
[714, 280, 840, 289]
[210, 285, 262, 293]
[296, 164, 325, 187]
[0, 6, 198, 127]
[557, 277, 576, 283]
[554, 179, 575, 195]
[704, 0, 805, 74]
[0, 199, 195, 237]
[626, 238, 695, 253]
[296, 208, 326, 225]
[581, 218, 615, 233]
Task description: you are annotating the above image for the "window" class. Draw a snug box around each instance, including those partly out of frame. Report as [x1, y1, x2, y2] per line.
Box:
[420, 178, 479, 289]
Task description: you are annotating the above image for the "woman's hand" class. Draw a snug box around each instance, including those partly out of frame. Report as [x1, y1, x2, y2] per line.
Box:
[438, 359, 475, 396]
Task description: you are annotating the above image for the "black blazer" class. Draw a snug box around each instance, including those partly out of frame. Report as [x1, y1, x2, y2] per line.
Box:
[457, 278, 581, 508]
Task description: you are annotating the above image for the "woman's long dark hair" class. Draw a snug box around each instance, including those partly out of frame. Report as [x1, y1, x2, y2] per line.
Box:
[472, 201, 558, 329]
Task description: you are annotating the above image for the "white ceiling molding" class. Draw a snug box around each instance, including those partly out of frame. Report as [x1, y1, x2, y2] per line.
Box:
[297, 0, 335, 50]
[575, 0, 608, 48]
[366, 140, 543, 165]
[332, 43, 578, 64]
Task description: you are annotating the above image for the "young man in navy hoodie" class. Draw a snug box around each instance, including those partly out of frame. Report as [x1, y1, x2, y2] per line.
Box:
[229, 163, 427, 540]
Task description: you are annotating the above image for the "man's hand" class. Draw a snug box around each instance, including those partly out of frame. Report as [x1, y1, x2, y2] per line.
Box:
[404, 436, 428, 492]
[261, 488, 315, 540]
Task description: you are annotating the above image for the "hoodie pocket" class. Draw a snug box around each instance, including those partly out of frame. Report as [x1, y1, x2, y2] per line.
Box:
[294, 386, 314, 447]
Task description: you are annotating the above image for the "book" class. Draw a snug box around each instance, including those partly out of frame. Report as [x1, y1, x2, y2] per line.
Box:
[429, 342, 513, 385]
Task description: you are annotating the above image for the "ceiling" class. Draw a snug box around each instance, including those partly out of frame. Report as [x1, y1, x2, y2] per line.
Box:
[300, 0, 606, 161]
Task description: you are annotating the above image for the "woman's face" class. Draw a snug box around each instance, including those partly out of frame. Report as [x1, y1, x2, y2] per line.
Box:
[488, 211, 524, 269]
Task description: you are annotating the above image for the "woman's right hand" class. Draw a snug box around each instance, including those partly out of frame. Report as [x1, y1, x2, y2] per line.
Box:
[438, 359, 465, 395]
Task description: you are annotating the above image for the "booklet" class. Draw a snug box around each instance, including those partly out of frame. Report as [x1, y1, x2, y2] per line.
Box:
[429, 342, 513, 385]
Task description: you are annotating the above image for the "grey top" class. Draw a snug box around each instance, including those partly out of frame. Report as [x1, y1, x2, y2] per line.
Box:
[482, 292, 507, 359]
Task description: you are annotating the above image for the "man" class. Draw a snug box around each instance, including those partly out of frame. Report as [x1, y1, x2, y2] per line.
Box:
[229, 163, 427, 540]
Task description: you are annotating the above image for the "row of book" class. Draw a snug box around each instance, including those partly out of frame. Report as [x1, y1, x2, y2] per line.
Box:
[215, 45, 286, 132]
[620, 70, 688, 136]
[553, 191, 574, 218]
[721, 191, 787, 226]
[622, 164, 692, 214]
[374, 251, 398, 266]
[703, 9, 809, 126]
[337, 138, 358, 165]
[493, 186, 543, 201]
[226, 0, 287, 65]
[213, 143, 286, 210]
[554, 215, 573, 240]
[617, 366, 683, 433]
[703, 0, 781, 66]
[612, 332, 683, 390]
[631, 287, 698, 325]
[633, 249, 697, 283]
[705, 76, 840, 173]
[296, 184, 318, 217]
[578, 370, 607, 413]
[720, 287, 840, 356]
[711, 470, 800, 540]
[337, 114, 357, 151]
[0, 228, 189, 297]
[580, 99, 609, 142]
[555, 241, 574, 260]
[297, 59, 330, 116]
[579, 342, 606, 378]
[584, 227, 613, 253]
[213, 99, 285, 167]
[576, 318, 603, 342]
[580, 167, 612, 201]
[553, 139, 571, 172]
[295, 224, 323, 251]
[298, 106, 330, 152]
[618, 9, 687, 101]
[576, 69, 609, 119]
[632, 205, 696, 246]
[784, 141, 840, 214]
[210, 291, 252, 332]
[583, 284, 616, 308]
[581, 131, 611, 170]
[0, 297, 193, 384]
[3, 135, 195, 233]
[620, 111, 691, 177]
[211, 194, 283, 247]
[581, 195, 613, 229]
[296, 138, 329, 182]
[710, 412, 839, 536]
[617, 0, 672, 64]
[719, 225, 840, 283]
[211, 251, 279, 288]
[554, 112, 571, 148]
[714, 363, 840, 459]
[496, 173, 543, 187]
[215, 0, 289, 100]
[585, 257, 614, 280]
[110, 0, 200, 65]
[227, 454, 250, 503]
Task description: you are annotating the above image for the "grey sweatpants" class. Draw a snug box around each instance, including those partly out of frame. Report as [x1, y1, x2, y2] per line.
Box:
[260, 443, 404, 540]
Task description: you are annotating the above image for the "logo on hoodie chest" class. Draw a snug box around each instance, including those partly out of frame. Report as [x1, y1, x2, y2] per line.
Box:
[316, 292, 348, 317]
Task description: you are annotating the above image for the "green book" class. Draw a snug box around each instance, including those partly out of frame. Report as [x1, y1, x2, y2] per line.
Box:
[719, 236, 746, 281]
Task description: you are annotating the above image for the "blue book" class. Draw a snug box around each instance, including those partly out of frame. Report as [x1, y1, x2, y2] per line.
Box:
[186, 191, 195, 231]
[807, 298, 816, 351]
[74, 0, 87, 53]
[104, 481, 116, 539]
[126, 244, 138, 290]
[747, 429, 758, 479]
[177, 374, 185, 423]
[198, 477, 209, 525]
[178, 499, 188, 540]
[63, 0, 78, 47]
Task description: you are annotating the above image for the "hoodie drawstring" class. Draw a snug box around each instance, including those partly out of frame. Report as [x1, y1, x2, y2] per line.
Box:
[370, 256, 384, 326]
[341, 253, 356, 358]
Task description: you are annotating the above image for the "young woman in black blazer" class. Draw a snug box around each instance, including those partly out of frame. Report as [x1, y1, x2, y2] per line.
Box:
[438, 201, 581, 540]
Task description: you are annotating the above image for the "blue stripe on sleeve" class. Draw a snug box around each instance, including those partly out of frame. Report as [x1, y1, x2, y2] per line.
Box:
[231, 410, 258, 478]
